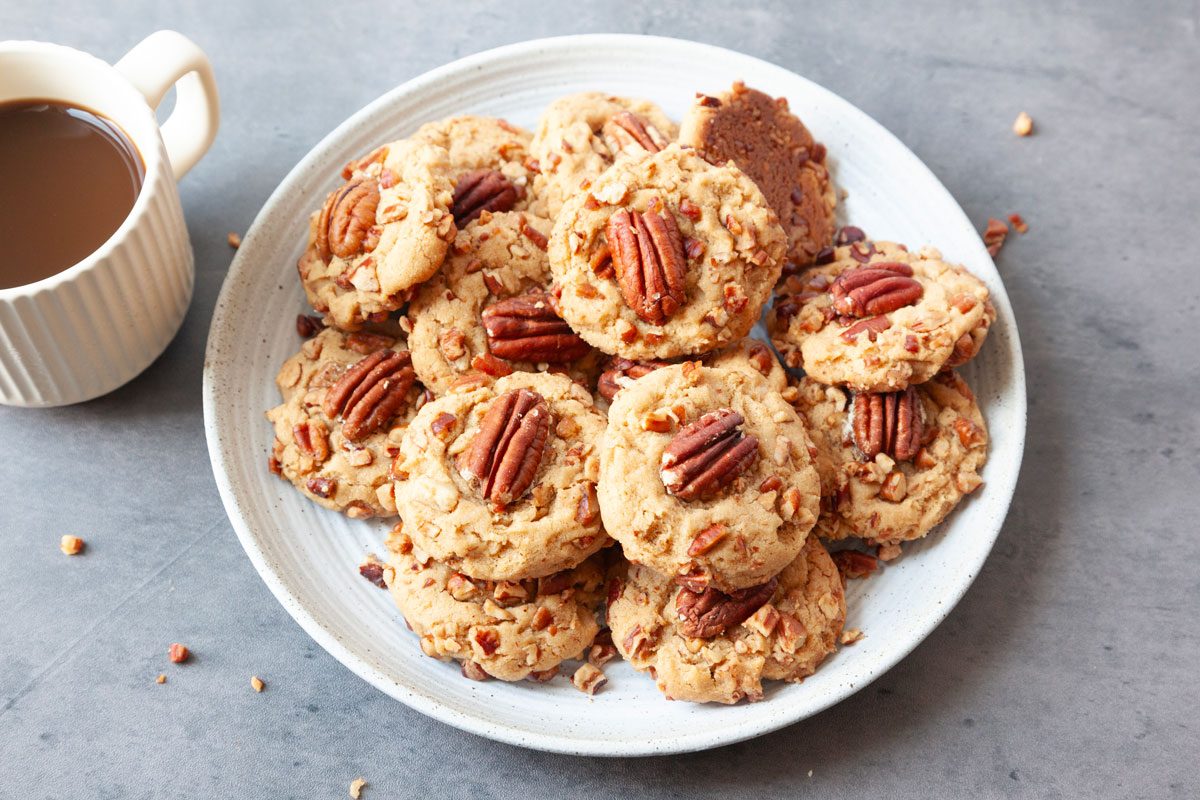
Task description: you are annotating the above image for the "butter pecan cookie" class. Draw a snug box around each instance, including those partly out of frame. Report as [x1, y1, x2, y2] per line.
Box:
[598, 362, 820, 592]
[788, 371, 987, 550]
[606, 537, 845, 704]
[549, 144, 787, 359]
[679, 81, 837, 268]
[411, 115, 543, 221]
[529, 92, 677, 219]
[384, 530, 604, 682]
[267, 328, 427, 518]
[407, 211, 599, 394]
[298, 139, 456, 330]
[768, 241, 992, 391]
[392, 371, 608, 580]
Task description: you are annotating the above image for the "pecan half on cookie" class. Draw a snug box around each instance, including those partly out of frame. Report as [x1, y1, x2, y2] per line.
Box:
[480, 291, 591, 363]
[606, 198, 688, 325]
[830, 262, 923, 318]
[851, 386, 924, 461]
[323, 349, 417, 442]
[460, 388, 551, 512]
[660, 408, 759, 501]
[316, 178, 381, 263]
[451, 169, 519, 225]
[675, 577, 779, 639]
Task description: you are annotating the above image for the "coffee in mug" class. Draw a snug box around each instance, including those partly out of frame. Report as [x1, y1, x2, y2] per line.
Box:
[0, 100, 145, 290]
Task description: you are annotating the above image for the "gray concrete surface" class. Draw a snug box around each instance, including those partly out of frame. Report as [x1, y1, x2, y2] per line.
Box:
[2, 1, 1197, 798]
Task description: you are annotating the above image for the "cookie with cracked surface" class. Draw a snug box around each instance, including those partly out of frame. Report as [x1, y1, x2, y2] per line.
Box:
[549, 144, 786, 360]
[679, 82, 837, 268]
[411, 115, 544, 221]
[529, 92, 677, 219]
[598, 362, 820, 593]
[392, 371, 608, 580]
[267, 328, 427, 518]
[788, 371, 987, 549]
[768, 240, 992, 391]
[298, 139, 456, 330]
[407, 211, 600, 394]
[383, 532, 604, 681]
[606, 537, 845, 704]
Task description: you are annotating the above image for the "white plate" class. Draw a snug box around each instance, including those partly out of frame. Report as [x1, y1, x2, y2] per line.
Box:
[203, 34, 1026, 756]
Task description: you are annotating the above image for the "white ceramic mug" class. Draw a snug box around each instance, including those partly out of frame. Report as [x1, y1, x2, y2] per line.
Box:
[0, 31, 219, 407]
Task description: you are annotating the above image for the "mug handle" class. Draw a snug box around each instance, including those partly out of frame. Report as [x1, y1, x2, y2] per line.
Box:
[115, 30, 219, 181]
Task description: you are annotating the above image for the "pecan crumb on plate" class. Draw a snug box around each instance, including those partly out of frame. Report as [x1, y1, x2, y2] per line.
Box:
[227, 231, 242, 248]
[168, 643, 190, 663]
[1012, 111, 1034, 136]
[983, 217, 1009, 256]
[349, 777, 367, 799]
[250, 675, 265, 693]
[572, 663, 607, 695]
[59, 535, 84, 555]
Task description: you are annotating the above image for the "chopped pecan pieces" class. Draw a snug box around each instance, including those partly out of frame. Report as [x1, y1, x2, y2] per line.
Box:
[295, 314, 324, 338]
[461, 660, 490, 681]
[602, 110, 668, 156]
[451, 169, 517, 225]
[832, 549, 879, 580]
[606, 199, 688, 325]
[851, 387, 924, 462]
[323, 350, 416, 442]
[460, 389, 551, 511]
[59, 535, 84, 555]
[675, 578, 778, 639]
[572, 663, 608, 695]
[596, 357, 670, 401]
[830, 263, 923, 318]
[605, 365, 660, 402]
[660, 409, 759, 501]
[835, 225, 866, 245]
[687, 523, 729, 556]
[983, 217, 1009, 256]
[839, 315, 891, 343]
[358, 556, 388, 589]
[1012, 111, 1034, 136]
[316, 178, 380, 262]
[306, 476, 336, 498]
[481, 291, 591, 363]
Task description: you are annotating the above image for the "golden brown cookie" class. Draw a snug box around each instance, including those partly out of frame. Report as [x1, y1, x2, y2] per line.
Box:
[407, 211, 600, 394]
[549, 144, 786, 360]
[383, 530, 604, 682]
[298, 139, 456, 330]
[411, 115, 543, 221]
[768, 240, 992, 391]
[606, 537, 845, 704]
[529, 92, 677, 219]
[267, 327, 426, 518]
[788, 371, 988, 550]
[392, 371, 608, 581]
[598, 362, 820, 593]
[679, 82, 837, 268]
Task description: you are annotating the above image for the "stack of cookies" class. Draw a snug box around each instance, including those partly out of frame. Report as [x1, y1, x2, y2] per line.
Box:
[264, 81, 993, 704]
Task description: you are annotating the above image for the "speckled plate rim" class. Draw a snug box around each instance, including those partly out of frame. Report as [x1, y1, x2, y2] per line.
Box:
[203, 34, 1026, 756]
